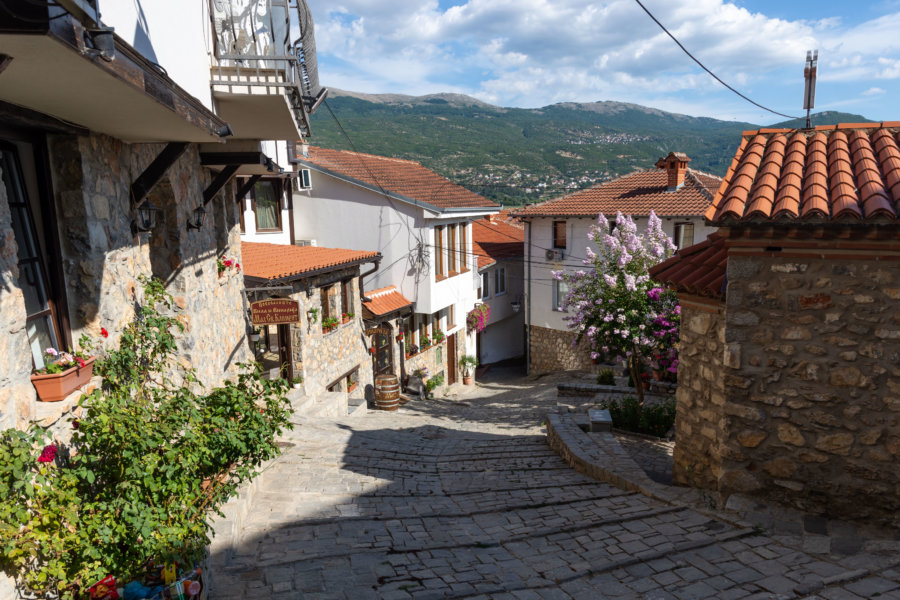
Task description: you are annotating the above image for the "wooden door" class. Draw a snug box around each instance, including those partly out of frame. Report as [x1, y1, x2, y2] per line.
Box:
[447, 332, 458, 385]
[278, 324, 293, 381]
[374, 329, 393, 375]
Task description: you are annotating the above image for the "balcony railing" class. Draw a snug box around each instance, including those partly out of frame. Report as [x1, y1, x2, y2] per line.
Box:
[209, 0, 324, 137]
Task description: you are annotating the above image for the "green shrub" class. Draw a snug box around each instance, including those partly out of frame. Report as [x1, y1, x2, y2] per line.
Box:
[0, 278, 292, 599]
[596, 369, 615, 385]
[602, 396, 676, 438]
[425, 373, 445, 392]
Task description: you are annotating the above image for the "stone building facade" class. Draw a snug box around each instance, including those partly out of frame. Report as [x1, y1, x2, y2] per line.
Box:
[528, 325, 595, 374]
[0, 131, 250, 433]
[652, 124, 900, 528]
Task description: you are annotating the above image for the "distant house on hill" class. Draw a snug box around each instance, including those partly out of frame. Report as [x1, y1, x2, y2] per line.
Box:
[242, 145, 500, 391]
[651, 124, 900, 530]
[472, 212, 525, 364]
[514, 152, 721, 374]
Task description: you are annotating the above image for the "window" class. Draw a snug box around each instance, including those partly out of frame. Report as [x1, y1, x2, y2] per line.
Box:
[432, 311, 441, 333]
[459, 224, 468, 271]
[553, 279, 569, 311]
[341, 280, 352, 316]
[403, 315, 413, 351]
[418, 314, 429, 347]
[447, 305, 456, 329]
[346, 368, 359, 393]
[448, 224, 457, 273]
[495, 266, 507, 295]
[320, 285, 332, 322]
[2, 144, 60, 369]
[553, 220, 567, 249]
[434, 226, 444, 278]
[252, 179, 282, 232]
[674, 222, 694, 249]
[481, 271, 491, 299]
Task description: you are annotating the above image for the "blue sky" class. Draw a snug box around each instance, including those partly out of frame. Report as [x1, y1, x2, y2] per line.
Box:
[311, 0, 900, 125]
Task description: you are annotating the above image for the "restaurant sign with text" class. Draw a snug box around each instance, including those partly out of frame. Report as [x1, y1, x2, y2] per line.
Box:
[250, 298, 301, 325]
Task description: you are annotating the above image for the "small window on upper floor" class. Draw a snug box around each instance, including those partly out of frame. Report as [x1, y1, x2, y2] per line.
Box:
[553, 279, 569, 311]
[553, 220, 567, 249]
[481, 271, 491, 299]
[252, 179, 283, 232]
[674, 222, 694, 249]
[495, 266, 507, 295]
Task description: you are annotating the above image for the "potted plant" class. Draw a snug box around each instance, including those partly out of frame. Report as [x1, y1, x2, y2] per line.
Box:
[460, 355, 478, 385]
[30, 345, 97, 403]
[432, 329, 445, 344]
[397, 331, 404, 344]
[307, 307, 319, 324]
[249, 328, 261, 343]
[341, 311, 354, 324]
[420, 335, 430, 349]
[322, 316, 339, 333]
[405, 340, 417, 359]
[424, 373, 445, 398]
[291, 375, 303, 389]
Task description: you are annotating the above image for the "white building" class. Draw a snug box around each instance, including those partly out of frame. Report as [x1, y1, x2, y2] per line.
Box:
[281, 146, 500, 386]
[472, 213, 525, 365]
[514, 153, 721, 374]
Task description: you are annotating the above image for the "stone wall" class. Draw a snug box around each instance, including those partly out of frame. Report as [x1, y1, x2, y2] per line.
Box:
[529, 325, 594, 374]
[289, 268, 373, 401]
[684, 252, 900, 527]
[1, 132, 251, 433]
[671, 298, 726, 490]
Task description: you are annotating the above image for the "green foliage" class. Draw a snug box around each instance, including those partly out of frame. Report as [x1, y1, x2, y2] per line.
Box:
[0, 278, 291, 599]
[322, 316, 339, 330]
[460, 355, 478, 376]
[307, 307, 319, 323]
[596, 369, 615, 386]
[425, 373, 445, 392]
[601, 396, 676, 438]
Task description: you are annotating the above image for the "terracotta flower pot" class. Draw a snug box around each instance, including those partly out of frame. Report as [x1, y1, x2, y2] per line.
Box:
[31, 357, 97, 402]
[463, 375, 473, 386]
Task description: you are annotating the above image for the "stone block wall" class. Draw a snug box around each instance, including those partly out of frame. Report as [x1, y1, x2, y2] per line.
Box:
[1, 132, 251, 433]
[690, 253, 900, 527]
[529, 325, 594, 374]
[290, 269, 372, 401]
[671, 299, 726, 490]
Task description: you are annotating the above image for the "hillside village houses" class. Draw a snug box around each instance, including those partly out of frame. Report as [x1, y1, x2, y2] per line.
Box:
[472, 211, 526, 364]
[514, 152, 721, 374]
[651, 124, 900, 530]
[238, 144, 500, 393]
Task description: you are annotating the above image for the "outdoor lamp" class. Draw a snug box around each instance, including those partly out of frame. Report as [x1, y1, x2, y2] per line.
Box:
[131, 201, 160, 234]
[187, 205, 207, 230]
[510, 299, 522, 313]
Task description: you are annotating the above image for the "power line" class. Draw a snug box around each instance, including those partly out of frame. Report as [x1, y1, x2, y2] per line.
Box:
[633, 0, 801, 121]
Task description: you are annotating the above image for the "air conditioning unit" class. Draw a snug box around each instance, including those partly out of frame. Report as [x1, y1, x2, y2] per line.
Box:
[294, 239, 317, 247]
[545, 249, 565, 261]
[297, 168, 312, 190]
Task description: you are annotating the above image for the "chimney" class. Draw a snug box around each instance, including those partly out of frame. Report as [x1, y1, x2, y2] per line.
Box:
[655, 152, 691, 192]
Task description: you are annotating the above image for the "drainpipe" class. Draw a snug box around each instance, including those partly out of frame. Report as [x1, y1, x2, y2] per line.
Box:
[358, 255, 383, 301]
[526, 220, 532, 376]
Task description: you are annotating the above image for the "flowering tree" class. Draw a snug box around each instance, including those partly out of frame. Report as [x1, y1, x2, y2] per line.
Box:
[554, 211, 680, 407]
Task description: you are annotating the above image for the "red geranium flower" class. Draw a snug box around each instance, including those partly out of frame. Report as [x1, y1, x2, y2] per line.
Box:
[235, 263, 241, 271]
[75, 357, 86, 368]
[100, 327, 109, 338]
[37, 445, 57, 463]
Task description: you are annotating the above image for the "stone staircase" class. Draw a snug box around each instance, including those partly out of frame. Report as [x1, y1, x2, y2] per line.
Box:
[286, 388, 368, 419]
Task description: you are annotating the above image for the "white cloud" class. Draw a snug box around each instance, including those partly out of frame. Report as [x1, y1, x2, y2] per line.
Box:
[310, 0, 900, 119]
[863, 86, 887, 96]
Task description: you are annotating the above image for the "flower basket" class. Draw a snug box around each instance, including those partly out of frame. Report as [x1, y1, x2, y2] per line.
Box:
[30, 356, 96, 402]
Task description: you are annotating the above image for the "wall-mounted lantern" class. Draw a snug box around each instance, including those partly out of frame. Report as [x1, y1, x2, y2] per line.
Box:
[131, 201, 160, 234]
[187, 206, 207, 231]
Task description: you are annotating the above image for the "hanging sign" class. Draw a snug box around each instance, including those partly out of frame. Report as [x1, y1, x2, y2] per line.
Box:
[250, 298, 301, 325]
[364, 327, 392, 336]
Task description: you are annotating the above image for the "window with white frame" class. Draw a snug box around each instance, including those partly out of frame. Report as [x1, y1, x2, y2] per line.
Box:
[674, 222, 694, 249]
[495, 266, 507, 295]
[481, 271, 491, 299]
[552, 279, 569, 311]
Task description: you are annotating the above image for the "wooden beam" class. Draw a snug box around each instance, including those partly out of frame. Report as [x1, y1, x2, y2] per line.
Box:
[204, 165, 239, 204]
[130, 142, 189, 205]
[200, 152, 267, 167]
[0, 100, 88, 135]
[235, 174, 262, 200]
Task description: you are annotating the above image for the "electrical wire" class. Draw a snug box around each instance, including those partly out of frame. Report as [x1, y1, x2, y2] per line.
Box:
[632, 0, 801, 121]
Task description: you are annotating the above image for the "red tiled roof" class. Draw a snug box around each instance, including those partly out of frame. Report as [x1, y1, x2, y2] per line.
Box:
[706, 124, 900, 223]
[513, 168, 720, 218]
[649, 233, 727, 299]
[472, 214, 524, 269]
[242, 242, 378, 281]
[362, 285, 413, 317]
[299, 146, 498, 210]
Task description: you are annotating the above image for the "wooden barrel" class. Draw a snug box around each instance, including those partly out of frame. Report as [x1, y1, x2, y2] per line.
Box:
[374, 374, 400, 411]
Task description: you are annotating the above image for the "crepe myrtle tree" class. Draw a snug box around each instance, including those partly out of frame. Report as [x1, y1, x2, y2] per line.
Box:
[553, 211, 680, 407]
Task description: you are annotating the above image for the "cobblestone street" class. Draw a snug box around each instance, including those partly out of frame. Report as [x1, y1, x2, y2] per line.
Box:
[208, 367, 900, 599]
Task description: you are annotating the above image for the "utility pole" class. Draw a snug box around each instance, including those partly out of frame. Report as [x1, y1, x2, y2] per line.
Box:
[803, 50, 818, 129]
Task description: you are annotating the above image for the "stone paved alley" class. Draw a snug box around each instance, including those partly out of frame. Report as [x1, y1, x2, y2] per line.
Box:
[209, 367, 900, 599]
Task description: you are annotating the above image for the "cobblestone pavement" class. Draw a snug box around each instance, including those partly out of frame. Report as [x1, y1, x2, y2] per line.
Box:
[209, 366, 900, 599]
[615, 434, 675, 486]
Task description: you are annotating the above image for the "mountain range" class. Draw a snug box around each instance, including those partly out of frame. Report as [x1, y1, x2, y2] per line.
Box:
[308, 89, 873, 205]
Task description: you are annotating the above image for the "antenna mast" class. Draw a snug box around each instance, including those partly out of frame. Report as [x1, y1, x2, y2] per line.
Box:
[803, 50, 818, 129]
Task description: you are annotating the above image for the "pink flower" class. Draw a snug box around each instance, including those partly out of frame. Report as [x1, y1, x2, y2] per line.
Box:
[37, 445, 57, 463]
[45, 347, 58, 357]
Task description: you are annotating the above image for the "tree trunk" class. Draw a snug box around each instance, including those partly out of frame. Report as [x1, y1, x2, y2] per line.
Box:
[630, 353, 645, 409]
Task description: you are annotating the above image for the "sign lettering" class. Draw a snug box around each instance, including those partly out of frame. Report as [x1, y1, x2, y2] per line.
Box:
[364, 327, 392, 336]
[250, 298, 301, 325]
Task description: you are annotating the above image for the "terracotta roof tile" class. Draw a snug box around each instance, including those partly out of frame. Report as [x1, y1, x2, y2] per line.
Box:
[298, 147, 497, 210]
[362, 285, 412, 317]
[707, 125, 900, 224]
[242, 242, 378, 281]
[513, 164, 720, 219]
[472, 215, 524, 269]
[649, 233, 727, 299]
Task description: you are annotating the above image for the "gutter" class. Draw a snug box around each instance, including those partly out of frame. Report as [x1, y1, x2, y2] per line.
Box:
[358, 255, 383, 302]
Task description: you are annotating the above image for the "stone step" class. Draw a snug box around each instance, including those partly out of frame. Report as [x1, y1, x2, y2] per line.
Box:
[347, 397, 367, 417]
